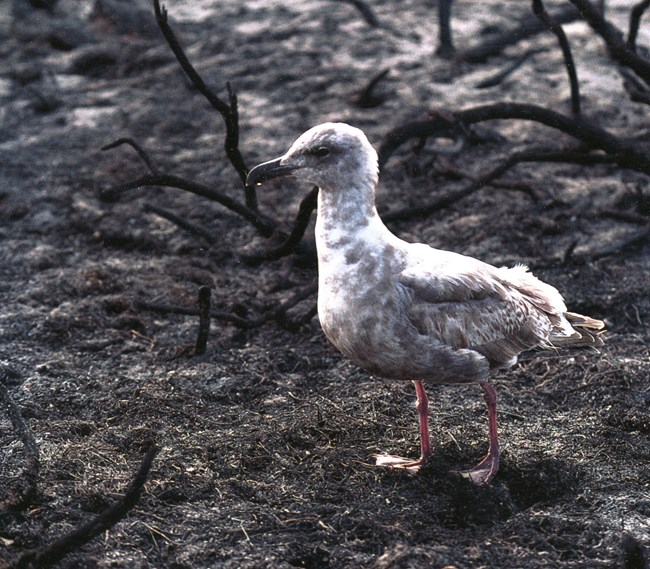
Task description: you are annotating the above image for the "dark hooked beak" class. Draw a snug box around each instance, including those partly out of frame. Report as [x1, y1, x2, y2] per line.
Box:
[246, 158, 297, 188]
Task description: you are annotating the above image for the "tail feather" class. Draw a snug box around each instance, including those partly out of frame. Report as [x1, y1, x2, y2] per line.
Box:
[551, 312, 606, 348]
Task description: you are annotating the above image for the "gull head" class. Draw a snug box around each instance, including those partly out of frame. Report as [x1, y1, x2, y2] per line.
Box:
[246, 123, 379, 193]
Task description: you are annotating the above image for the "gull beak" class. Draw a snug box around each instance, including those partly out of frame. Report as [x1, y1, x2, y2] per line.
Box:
[246, 157, 297, 188]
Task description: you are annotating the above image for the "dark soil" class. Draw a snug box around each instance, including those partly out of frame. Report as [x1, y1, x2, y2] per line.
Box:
[1, 1, 649, 567]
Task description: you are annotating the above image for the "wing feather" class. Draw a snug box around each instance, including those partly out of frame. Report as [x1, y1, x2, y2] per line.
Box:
[398, 247, 559, 367]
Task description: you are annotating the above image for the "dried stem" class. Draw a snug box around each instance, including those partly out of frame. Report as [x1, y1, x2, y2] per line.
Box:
[101, 138, 158, 174]
[568, 0, 650, 85]
[351, 68, 390, 108]
[152, 0, 256, 210]
[135, 281, 318, 331]
[378, 103, 650, 174]
[144, 203, 217, 244]
[532, 0, 581, 116]
[628, 0, 650, 51]
[461, 3, 579, 63]
[331, 0, 379, 27]
[475, 49, 540, 89]
[100, 169, 276, 237]
[436, 0, 455, 58]
[383, 148, 618, 224]
[10, 444, 158, 569]
[195, 286, 212, 355]
[240, 187, 319, 265]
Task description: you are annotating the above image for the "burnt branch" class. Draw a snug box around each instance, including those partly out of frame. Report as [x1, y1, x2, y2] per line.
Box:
[135, 281, 318, 332]
[629, 0, 650, 51]
[475, 49, 540, 89]
[378, 103, 650, 174]
[143, 203, 217, 244]
[0, 377, 40, 512]
[240, 187, 319, 265]
[194, 286, 212, 355]
[10, 444, 158, 569]
[578, 224, 650, 262]
[461, 3, 580, 63]
[382, 148, 618, 224]
[101, 138, 158, 174]
[152, 0, 256, 210]
[620, 67, 650, 105]
[569, 0, 650, 85]
[532, 0, 581, 115]
[331, 0, 379, 27]
[436, 0, 455, 58]
[99, 166, 276, 237]
[350, 68, 390, 108]
[599, 208, 650, 225]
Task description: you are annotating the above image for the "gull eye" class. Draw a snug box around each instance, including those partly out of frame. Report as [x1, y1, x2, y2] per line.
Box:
[309, 146, 331, 158]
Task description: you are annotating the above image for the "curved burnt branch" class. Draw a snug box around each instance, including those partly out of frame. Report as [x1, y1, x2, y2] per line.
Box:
[331, 0, 379, 27]
[135, 281, 318, 332]
[240, 187, 319, 265]
[0, 376, 40, 512]
[152, 0, 256, 210]
[100, 168, 276, 237]
[101, 138, 158, 174]
[460, 3, 579, 63]
[629, 0, 650, 51]
[382, 148, 619, 224]
[10, 444, 158, 569]
[143, 203, 217, 244]
[475, 49, 540, 89]
[351, 68, 390, 108]
[568, 0, 650, 85]
[532, 0, 581, 115]
[379, 103, 650, 174]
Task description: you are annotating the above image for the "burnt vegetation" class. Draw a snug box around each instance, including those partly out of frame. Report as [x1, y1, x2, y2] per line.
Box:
[1, 0, 649, 567]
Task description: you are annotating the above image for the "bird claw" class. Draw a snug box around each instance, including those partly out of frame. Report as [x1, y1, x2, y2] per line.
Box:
[452, 454, 499, 486]
[374, 453, 428, 474]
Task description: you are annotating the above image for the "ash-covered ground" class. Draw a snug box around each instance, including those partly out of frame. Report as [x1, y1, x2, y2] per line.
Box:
[1, 1, 649, 567]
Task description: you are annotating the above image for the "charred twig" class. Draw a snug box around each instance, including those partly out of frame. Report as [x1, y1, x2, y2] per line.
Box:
[0, 378, 40, 512]
[10, 444, 158, 569]
[587, 224, 650, 260]
[620, 67, 650, 105]
[100, 170, 276, 237]
[330, 0, 380, 27]
[382, 148, 618, 224]
[152, 0, 256, 209]
[436, 0, 455, 58]
[350, 68, 390, 108]
[240, 187, 319, 265]
[431, 160, 541, 201]
[532, 0, 581, 116]
[475, 49, 540, 89]
[621, 533, 647, 569]
[101, 138, 158, 174]
[628, 0, 650, 52]
[599, 208, 650, 225]
[194, 286, 212, 355]
[460, 3, 580, 63]
[144, 203, 216, 244]
[378, 103, 650, 174]
[135, 282, 318, 331]
[568, 0, 650, 85]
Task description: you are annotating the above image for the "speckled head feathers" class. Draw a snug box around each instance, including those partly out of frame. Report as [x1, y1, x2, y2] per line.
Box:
[246, 123, 379, 194]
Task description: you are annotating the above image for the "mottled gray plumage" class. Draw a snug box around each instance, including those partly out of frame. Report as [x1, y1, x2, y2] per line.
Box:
[247, 122, 604, 484]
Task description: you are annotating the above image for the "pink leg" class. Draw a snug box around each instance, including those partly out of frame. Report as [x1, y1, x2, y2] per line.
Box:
[375, 380, 433, 473]
[455, 381, 500, 485]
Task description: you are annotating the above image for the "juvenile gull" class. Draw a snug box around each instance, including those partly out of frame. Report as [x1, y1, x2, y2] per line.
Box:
[246, 122, 604, 485]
